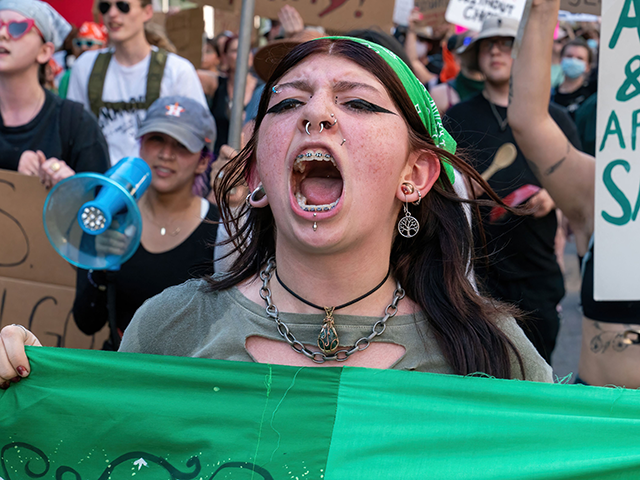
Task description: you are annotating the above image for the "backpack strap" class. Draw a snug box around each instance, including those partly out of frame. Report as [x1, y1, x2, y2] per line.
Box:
[59, 100, 85, 165]
[144, 48, 168, 109]
[88, 51, 113, 118]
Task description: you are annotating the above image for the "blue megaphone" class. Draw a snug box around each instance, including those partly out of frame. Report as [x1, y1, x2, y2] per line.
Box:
[43, 157, 152, 271]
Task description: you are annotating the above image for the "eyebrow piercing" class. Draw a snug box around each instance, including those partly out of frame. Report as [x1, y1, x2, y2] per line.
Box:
[272, 85, 281, 94]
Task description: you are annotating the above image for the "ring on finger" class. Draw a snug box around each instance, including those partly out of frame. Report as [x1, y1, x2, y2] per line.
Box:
[8, 324, 30, 338]
[51, 162, 61, 172]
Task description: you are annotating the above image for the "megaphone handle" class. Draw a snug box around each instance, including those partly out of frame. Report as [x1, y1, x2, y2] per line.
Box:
[105, 270, 122, 350]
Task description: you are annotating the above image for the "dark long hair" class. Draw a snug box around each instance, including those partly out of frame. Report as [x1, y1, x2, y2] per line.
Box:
[210, 38, 524, 379]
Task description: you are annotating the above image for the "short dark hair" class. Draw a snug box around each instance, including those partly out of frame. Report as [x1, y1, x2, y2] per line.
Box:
[561, 38, 593, 65]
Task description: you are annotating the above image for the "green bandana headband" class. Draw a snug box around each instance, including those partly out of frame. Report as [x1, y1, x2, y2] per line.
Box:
[322, 36, 456, 184]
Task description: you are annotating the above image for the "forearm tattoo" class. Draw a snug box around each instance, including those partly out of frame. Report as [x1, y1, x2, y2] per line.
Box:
[543, 139, 571, 177]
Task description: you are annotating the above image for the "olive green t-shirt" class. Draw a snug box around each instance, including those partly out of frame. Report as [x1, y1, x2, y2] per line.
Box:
[120, 278, 553, 382]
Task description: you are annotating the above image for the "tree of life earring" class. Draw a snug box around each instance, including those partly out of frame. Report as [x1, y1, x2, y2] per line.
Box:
[398, 183, 420, 238]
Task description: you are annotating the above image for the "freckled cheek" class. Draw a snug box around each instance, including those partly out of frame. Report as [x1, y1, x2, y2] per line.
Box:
[348, 123, 407, 180]
[255, 122, 292, 184]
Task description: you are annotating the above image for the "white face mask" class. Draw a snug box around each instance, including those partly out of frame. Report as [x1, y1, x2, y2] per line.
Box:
[415, 40, 428, 59]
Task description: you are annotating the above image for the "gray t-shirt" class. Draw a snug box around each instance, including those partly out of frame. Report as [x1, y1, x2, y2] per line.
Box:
[120, 278, 553, 382]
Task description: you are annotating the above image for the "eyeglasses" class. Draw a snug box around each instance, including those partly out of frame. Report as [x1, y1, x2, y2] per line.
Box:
[73, 38, 104, 48]
[479, 37, 514, 53]
[0, 19, 42, 41]
[98, 1, 131, 15]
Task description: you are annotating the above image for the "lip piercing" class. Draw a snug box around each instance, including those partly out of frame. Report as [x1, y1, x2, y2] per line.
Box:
[313, 222, 317, 232]
[305, 121, 311, 136]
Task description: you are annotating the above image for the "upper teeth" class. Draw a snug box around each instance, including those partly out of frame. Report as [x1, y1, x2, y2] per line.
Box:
[293, 151, 336, 173]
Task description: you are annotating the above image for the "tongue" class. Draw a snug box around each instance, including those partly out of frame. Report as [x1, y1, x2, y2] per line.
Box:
[300, 177, 343, 206]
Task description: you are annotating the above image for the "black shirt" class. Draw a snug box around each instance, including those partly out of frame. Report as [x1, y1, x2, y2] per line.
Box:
[581, 243, 640, 323]
[444, 94, 581, 296]
[552, 81, 597, 118]
[73, 202, 219, 336]
[0, 89, 109, 173]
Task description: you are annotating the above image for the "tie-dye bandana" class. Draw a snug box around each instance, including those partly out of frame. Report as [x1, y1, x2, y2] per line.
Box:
[323, 36, 456, 184]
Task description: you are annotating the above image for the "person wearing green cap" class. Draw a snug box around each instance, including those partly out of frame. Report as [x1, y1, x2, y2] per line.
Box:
[1, 37, 552, 389]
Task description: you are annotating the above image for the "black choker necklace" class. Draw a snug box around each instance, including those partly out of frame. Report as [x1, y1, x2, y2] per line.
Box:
[275, 267, 391, 354]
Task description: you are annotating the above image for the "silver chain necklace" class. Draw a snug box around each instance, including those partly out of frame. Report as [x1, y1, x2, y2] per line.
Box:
[259, 257, 406, 364]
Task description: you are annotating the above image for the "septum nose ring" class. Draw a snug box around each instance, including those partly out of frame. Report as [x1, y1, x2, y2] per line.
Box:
[305, 115, 338, 135]
[319, 114, 338, 133]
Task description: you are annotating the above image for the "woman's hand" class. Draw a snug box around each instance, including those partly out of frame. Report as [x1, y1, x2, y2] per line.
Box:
[278, 5, 305, 38]
[528, 188, 556, 218]
[17, 150, 45, 176]
[0, 325, 41, 389]
[39, 157, 75, 189]
[95, 223, 130, 256]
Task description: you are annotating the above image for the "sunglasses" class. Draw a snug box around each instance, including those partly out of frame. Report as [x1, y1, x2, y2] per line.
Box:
[73, 38, 104, 48]
[98, 1, 131, 15]
[479, 37, 514, 53]
[0, 19, 42, 41]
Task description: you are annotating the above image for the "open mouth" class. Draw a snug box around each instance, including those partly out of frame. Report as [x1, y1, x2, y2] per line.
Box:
[292, 150, 343, 212]
[0, 47, 10, 54]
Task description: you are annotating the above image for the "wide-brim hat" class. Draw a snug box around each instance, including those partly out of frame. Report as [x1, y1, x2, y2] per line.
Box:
[254, 30, 325, 83]
[457, 17, 519, 71]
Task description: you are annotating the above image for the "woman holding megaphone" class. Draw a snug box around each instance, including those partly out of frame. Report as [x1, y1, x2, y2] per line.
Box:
[72, 95, 219, 350]
[1, 37, 552, 388]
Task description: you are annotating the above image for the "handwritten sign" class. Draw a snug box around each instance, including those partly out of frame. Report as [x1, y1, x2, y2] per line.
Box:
[445, 0, 526, 32]
[255, 0, 395, 33]
[165, 7, 205, 69]
[560, 0, 601, 15]
[415, 0, 449, 26]
[594, 0, 640, 300]
[195, 0, 240, 13]
[0, 169, 108, 348]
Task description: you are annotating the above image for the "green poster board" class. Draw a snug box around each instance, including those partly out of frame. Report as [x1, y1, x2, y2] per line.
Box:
[2, 346, 640, 479]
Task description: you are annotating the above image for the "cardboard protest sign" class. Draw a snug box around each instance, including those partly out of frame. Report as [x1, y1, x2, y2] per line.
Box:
[255, 0, 395, 33]
[445, 0, 527, 31]
[195, 0, 240, 13]
[5, 347, 640, 479]
[560, 0, 601, 15]
[0, 169, 108, 348]
[165, 7, 205, 69]
[594, 0, 640, 301]
[415, 0, 450, 26]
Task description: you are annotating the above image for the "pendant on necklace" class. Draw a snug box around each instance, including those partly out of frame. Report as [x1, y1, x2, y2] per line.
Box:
[160, 227, 166, 236]
[318, 306, 339, 354]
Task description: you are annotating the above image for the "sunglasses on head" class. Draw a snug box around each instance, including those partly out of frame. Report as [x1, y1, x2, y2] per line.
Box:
[0, 19, 43, 41]
[98, 1, 131, 15]
[73, 38, 104, 48]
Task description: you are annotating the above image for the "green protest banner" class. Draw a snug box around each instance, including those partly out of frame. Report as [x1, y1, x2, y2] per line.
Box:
[3, 346, 640, 479]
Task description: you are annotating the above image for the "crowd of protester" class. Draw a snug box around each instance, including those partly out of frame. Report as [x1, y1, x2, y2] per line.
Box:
[3, 0, 634, 392]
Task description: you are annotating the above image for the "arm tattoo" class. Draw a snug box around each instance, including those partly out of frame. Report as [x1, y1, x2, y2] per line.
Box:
[543, 139, 571, 176]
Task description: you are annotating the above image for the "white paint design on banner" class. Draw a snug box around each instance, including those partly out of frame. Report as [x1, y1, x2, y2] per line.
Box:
[595, 0, 640, 300]
[445, 0, 527, 31]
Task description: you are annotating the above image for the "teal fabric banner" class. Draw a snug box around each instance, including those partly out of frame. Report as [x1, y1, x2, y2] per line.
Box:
[2, 347, 640, 479]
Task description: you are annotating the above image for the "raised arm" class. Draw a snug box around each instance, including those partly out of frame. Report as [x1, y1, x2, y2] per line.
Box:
[405, 9, 437, 85]
[508, 0, 595, 248]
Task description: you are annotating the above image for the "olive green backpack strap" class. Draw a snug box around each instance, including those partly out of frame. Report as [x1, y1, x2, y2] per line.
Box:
[87, 51, 113, 118]
[145, 49, 168, 109]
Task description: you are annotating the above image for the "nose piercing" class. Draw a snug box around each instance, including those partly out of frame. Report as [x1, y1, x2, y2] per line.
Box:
[305, 121, 311, 136]
[319, 123, 324, 134]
